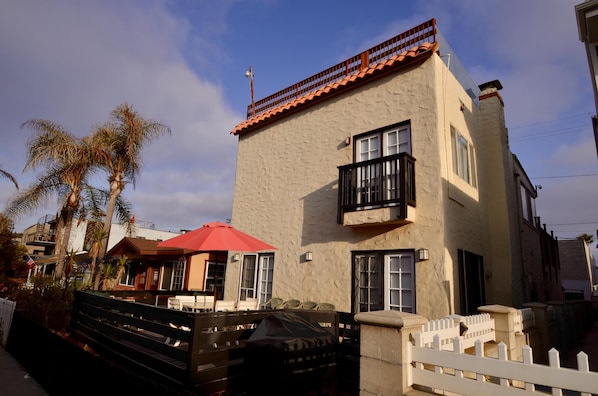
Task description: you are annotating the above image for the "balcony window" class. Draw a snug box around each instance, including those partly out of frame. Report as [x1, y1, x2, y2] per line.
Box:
[338, 122, 415, 224]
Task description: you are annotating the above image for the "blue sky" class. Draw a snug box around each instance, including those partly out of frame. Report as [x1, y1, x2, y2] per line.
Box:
[0, 0, 596, 256]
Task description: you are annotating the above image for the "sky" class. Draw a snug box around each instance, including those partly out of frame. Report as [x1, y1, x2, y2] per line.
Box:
[0, 0, 597, 257]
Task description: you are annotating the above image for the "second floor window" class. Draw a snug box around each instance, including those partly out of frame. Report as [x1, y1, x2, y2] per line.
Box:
[520, 184, 537, 224]
[451, 126, 477, 187]
[355, 122, 411, 162]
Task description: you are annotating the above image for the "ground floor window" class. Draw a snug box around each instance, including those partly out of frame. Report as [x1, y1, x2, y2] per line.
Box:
[238, 253, 274, 305]
[119, 262, 139, 286]
[160, 260, 185, 291]
[353, 250, 415, 313]
[205, 260, 226, 299]
[458, 249, 485, 315]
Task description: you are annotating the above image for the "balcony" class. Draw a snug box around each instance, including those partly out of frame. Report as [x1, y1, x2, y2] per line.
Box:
[24, 231, 56, 246]
[338, 153, 416, 226]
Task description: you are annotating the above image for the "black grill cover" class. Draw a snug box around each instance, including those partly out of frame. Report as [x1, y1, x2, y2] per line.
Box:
[244, 312, 336, 395]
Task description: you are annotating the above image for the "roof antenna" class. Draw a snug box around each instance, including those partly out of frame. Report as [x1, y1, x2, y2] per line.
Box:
[245, 66, 255, 118]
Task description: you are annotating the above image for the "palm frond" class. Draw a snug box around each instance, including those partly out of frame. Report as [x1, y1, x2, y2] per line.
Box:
[0, 168, 19, 189]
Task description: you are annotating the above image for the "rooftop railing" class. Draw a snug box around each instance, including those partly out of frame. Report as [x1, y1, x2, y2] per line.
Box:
[246, 19, 437, 118]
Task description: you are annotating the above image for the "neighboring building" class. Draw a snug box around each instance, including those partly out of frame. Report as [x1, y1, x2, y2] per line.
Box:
[106, 237, 226, 294]
[21, 215, 182, 277]
[514, 157, 563, 303]
[575, 0, 598, 157]
[226, 19, 561, 318]
[558, 239, 597, 301]
[21, 214, 57, 256]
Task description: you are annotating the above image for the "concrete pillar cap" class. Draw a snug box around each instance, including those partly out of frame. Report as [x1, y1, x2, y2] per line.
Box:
[355, 310, 428, 329]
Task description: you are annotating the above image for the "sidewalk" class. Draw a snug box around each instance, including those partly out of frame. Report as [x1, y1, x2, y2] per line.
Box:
[0, 347, 48, 395]
[561, 319, 598, 372]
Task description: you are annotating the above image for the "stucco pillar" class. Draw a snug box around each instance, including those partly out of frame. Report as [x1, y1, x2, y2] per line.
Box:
[478, 304, 527, 361]
[521, 302, 551, 364]
[355, 310, 428, 396]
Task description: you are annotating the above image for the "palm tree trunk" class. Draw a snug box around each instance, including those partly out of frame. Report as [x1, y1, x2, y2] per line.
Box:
[55, 206, 74, 280]
[98, 178, 123, 260]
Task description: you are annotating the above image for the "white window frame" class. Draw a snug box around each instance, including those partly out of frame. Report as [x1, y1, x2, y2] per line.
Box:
[451, 126, 477, 187]
[238, 253, 275, 305]
[257, 254, 275, 305]
[238, 254, 258, 300]
[119, 262, 137, 286]
[355, 250, 415, 313]
[384, 254, 414, 312]
[159, 260, 186, 291]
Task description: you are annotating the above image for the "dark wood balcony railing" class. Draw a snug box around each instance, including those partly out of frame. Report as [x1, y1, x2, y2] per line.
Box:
[246, 19, 437, 118]
[338, 153, 416, 224]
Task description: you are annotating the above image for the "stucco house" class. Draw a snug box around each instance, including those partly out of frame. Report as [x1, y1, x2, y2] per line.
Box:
[224, 19, 560, 319]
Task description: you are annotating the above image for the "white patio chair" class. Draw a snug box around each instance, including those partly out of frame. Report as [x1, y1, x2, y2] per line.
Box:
[214, 300, 236, 312]
[236, 298, 259, 311]
[167, 297, 182, 310]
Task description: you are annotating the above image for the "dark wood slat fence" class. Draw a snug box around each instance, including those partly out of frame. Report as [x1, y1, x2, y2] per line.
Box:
[68, 291, 359, 395]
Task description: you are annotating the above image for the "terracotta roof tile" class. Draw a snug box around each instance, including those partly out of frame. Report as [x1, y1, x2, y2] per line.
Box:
[232, 41, 438, 136]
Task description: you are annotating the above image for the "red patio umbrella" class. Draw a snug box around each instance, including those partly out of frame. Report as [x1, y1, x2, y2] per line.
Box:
[156, 221, 276, 252]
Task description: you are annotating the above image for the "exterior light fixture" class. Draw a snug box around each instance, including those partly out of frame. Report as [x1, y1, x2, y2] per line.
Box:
[417, 249, 429, 261]
[305, 252, 313, 261]
[232, 253, 240, 262]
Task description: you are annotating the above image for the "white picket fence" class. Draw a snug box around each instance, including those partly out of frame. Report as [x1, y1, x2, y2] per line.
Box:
[410, 313, 598, 396]
[0, 297, 16, 346]
[420, 313, 496, 350]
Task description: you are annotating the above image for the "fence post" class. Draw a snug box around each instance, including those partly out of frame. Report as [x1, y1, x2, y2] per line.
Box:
[0, 297, 16, 346]
[355, 310, 427, 395]
[521, 302, 553, 364]
[477, 304, 527, 362]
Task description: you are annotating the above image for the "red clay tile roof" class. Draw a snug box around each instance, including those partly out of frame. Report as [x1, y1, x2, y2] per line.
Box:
[231, 41, 439, 136]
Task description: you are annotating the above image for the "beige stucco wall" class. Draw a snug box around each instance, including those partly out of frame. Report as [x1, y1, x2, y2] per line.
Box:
[229, 53, 510, 319]
[187, 253, 209, 291]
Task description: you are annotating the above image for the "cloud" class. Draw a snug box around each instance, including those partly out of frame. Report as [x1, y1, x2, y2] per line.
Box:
[0, 0, 240, 232]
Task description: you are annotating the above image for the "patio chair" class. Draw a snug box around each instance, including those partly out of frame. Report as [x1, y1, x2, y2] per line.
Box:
[259, 297, 283, 310]
[215, 300, 236, 312]
[193, 295, 215, 312]
[316, 302, 335, 311]
[300, 301, 317, 310]
[167, 297, 182, 310]
[282, 299, 301, 309]
[236, 298, 259, 311]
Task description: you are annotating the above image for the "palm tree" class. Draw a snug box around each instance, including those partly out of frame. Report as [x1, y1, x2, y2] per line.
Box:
[0, 167, 18, 189]
[5, 119, 98, 280]
[577, 233, 595, 245]
[91, 103, 170, 260]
